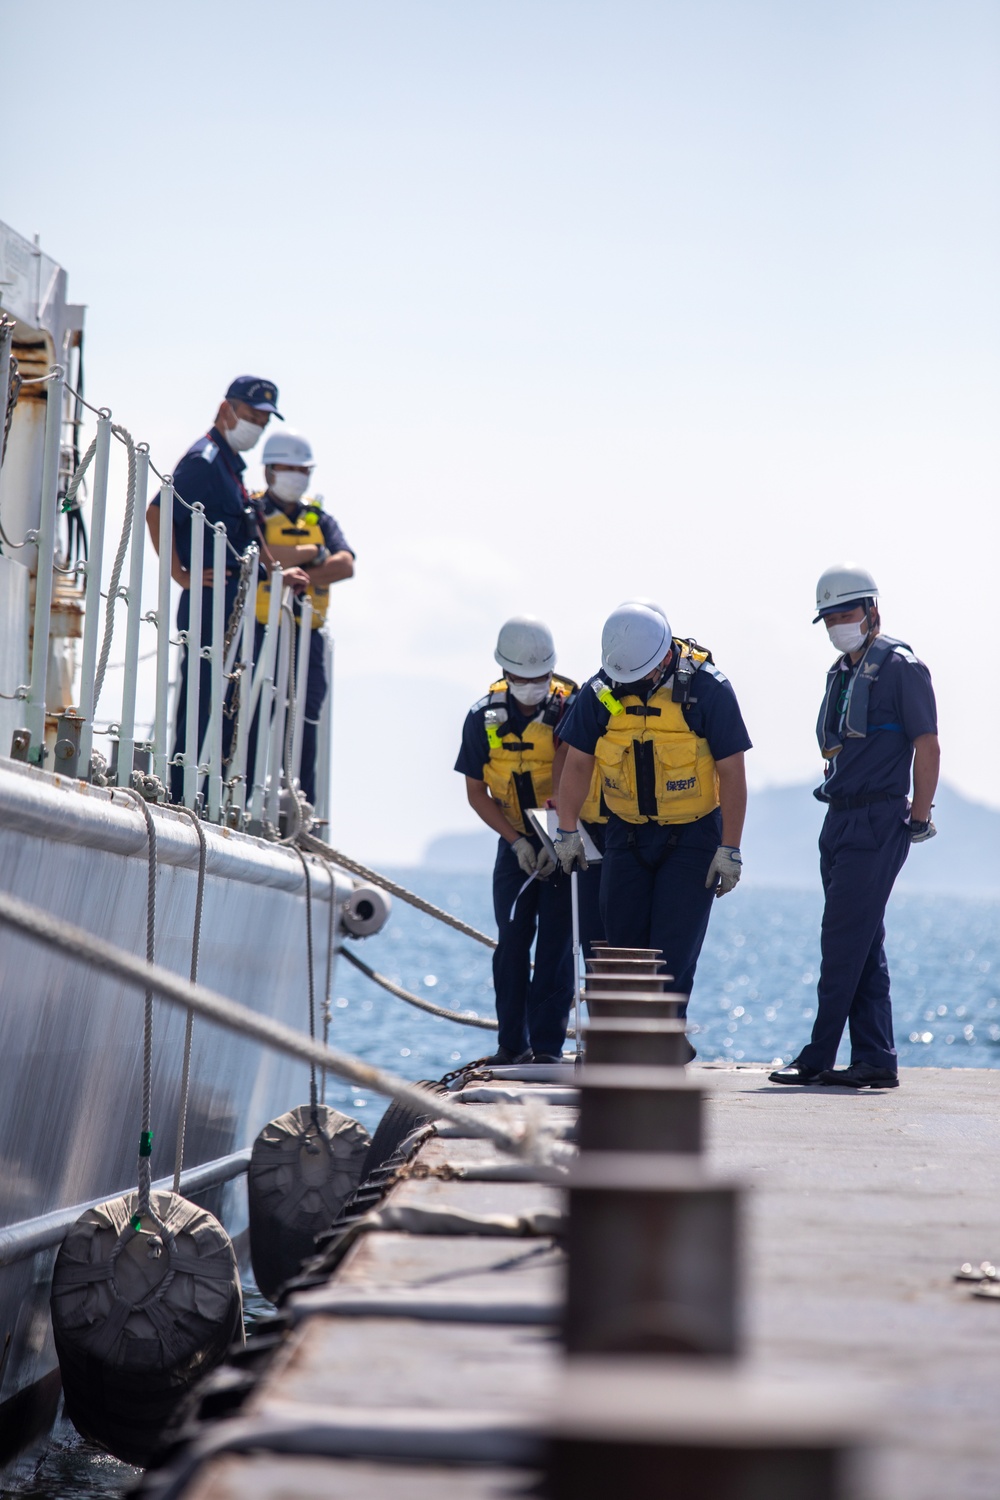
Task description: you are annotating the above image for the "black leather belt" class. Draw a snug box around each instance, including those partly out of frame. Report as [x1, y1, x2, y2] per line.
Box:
[825, 790, 900, 812]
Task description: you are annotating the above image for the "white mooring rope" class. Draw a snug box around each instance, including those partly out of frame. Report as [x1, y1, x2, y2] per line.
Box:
[297, 831, 498, 950]
[0, 888, 570, 1170]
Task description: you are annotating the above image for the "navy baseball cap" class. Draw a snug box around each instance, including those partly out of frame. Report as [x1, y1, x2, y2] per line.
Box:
[225, 375, 283, 419]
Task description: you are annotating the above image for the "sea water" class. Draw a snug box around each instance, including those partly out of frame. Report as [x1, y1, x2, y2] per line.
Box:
[3, 875, 997, 1497]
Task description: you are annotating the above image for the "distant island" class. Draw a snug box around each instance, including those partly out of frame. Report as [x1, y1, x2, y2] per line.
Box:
[421, 782, 1000, 897]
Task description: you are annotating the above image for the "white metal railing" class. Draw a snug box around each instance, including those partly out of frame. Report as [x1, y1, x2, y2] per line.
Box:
[4, 360, 332, 830]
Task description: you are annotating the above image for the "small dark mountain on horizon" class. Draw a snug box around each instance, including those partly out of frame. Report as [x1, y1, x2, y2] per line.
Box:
[422, 782, 999, 898]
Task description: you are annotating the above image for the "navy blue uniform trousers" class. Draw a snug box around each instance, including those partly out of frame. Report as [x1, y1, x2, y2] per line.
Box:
[599, 810, 721, 1014]
[577, 821, 606, 962]
[492, 835, 573, 1058]
[169, 582, 240, 805]
[798, 798, 910, 1074]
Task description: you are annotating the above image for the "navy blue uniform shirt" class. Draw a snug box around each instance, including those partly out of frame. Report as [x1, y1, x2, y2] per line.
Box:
[816, 646, 937, 802]
[455, 687, 572, 780]
[151, 425, 263, 629]
[557, 662, 752, 763]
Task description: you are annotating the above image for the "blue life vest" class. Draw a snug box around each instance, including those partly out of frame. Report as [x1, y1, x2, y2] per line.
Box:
[816, 634, 915, 760]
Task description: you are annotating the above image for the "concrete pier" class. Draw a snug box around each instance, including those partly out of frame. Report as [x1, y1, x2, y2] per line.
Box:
[142, 1065, 1000, 1500]
[705, 1064, 1000, 1500]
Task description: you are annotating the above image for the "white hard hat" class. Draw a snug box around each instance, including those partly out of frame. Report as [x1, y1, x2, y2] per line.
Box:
[494, 616, 557, 676]
[618, 597, 670, 626]
[813, 563, 878, 623]
[262, 429, 315, 468]
[601, 603, 672, 683]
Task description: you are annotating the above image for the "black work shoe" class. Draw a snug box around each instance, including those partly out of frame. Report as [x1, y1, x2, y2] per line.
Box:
[768, 1061, 823, 1085]
[484, 1047, 533, 1066]
[819, 1063, 899, 1089]
[531, 1052, 563, 1064]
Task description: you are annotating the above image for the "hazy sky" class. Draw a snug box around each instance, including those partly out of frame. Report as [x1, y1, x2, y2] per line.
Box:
[5, 1, 998, 863]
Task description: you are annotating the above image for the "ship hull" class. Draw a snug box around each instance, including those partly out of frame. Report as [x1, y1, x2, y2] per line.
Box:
[0, 759, 354, 1454]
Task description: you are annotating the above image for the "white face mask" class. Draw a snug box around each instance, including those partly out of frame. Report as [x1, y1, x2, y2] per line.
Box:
[224, 417, 265, 453]
[827, 620, 869, 655]
[270, 470, 311, 504]
[509, 679, 550, 707]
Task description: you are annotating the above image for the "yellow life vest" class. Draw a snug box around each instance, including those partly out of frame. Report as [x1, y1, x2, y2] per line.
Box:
[593, 643, 719, 825]
[254, 495, 331, 626]
[481, 674, 577, 835]
[579, 762, 608, 824]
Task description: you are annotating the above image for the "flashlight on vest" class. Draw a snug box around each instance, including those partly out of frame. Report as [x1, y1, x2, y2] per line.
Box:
[484, 705, 508, 750]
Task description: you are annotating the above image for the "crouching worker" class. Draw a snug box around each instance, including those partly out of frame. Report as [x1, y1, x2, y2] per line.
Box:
[455, 618, 577, 1065]
[554, 602, 751, 1018]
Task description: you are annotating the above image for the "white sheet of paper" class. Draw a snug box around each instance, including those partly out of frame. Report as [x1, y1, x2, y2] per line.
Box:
[525, 808, 603, 863]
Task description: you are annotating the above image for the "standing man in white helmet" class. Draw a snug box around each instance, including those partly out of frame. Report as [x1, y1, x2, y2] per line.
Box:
[455, 618, 578, 1064]
[770, 565, 939, 1090]
[251, 430, 355, 805]
[553, 603, 751, 1014]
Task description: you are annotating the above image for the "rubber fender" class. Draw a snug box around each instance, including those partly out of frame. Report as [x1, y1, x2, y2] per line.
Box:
[358, 1082, 444, 1180]
[248, 1104, 370, 1304]
[50, 1190, 243, 1467]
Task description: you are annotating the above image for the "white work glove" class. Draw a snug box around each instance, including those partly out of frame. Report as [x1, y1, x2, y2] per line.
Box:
[906, 816, 937, 844]
[553, 829, 588, 874]
[511, 837, 538, 875]
[706, 845, 742, 898]
[535, 844, 557, 878]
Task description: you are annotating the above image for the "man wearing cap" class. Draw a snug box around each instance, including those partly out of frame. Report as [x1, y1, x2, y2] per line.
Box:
[553, 603, 751, 1015]
[251, 430, 355, 805]
[770, 565, 940, 1090]
[146, 377, 307, 803]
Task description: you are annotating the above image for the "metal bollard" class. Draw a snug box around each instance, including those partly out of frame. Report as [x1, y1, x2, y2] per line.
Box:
[591, 946, 663, 961]
[584, 973, 671, 994]
[577, 1066, 703, 1155]
[584, 1016, 692, 1068]
[544, 1359, 870, 1500]
[564, 1152, 741, 1356]
[584, 991, 687, 1020]
[586, 957, 667, 978]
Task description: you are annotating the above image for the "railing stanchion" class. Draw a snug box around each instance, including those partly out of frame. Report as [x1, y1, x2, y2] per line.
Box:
[182, 504, 205, 809]
[25, 367, 64, 755]
[117, 445, 149, 784]
[206, 523, 227, 821]
[249, 566, 282, 832]
[0, 322, 13, 471]
[76, 411, 112, 773]
[152, 477, 174, 790]
[229, 549, 258, 820]
[265, 597, 292, 831]
[291, 596, 312, 792]
[314, 634, 333, 827]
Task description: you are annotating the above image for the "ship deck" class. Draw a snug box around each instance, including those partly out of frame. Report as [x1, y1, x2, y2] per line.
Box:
[146, 1065, 1000, 1500]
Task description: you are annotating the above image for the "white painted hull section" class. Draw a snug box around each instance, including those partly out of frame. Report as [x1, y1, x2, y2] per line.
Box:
[0, 759, 354, 1416]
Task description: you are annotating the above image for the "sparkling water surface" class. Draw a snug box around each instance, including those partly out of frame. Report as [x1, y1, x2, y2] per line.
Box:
[3, 875, 997, 1497]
